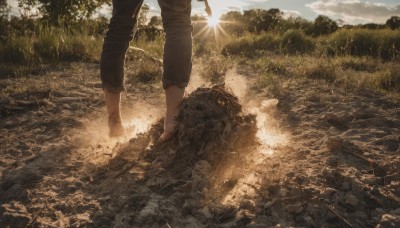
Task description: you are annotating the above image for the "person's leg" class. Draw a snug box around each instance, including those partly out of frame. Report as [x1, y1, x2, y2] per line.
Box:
[158, 0, 193, 141]
[100, 0, 143, 137]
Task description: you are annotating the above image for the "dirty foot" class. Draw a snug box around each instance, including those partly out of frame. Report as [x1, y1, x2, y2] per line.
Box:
[108, 116, 125, 137]
[159, 120, 178, 143]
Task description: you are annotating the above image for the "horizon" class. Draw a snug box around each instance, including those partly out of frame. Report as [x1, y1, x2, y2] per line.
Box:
[7, 0, 400, 25]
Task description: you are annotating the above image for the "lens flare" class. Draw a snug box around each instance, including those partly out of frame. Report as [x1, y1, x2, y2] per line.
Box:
[207, 16, 220, 27]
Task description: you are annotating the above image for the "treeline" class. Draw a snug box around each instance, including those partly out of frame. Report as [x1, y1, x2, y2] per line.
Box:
[194, 8, 400, 37]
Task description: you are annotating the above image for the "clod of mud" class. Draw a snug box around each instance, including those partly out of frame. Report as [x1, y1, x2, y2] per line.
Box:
[145, 84, 257, 175]
[89, 85, 257, 227]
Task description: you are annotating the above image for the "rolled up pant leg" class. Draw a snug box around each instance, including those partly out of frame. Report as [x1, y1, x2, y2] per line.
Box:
[100, 0, 143, 93]
[158, 0, 193, 89]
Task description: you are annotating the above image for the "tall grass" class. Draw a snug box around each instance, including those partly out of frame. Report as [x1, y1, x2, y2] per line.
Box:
[222, 29, 400, 60]
[327, 29, 400, 60]
[0, 24, 104, 77]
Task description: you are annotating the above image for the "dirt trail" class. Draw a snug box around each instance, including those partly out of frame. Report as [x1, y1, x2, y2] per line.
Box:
[1, 62, 400, 227]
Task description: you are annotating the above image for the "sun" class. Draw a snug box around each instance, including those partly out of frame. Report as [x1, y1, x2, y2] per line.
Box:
[207, 16, 220, 27]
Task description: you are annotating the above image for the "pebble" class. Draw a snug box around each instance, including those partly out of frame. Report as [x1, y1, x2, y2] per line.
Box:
[286, 203, 303, 214]
[377, 214, 400, 228]
[290, 187, 302, 197]
[321, 187, 337, 198]
[391, 208, 400, 215]
[264, 200, 277, 209]
[342, 182, 350, 191]
[326, 156, 338, 167]
[199, 206, 213, 219]
[344, 194, 359, 207]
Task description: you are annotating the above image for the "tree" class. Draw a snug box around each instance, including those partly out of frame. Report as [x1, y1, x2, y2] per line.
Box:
[386, 16, 400, 30]
[148, 15, 162, 28]
[313, 15, 338, 36]
[243, 8, 282, 33]
[0, 0, 9, 19]
[17, 0, 110, 24]
[137, 4, 149, 28]
[220, 11, 246, 36]
[264, 8, 283, 31]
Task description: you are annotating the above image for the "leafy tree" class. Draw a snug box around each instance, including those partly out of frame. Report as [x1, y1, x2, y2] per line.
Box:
[148, 15, 162, 28]
[386, 16, 400, 30]
[220, 11, 246, 36]
[137, 3, 149, 28]
[0, 0, 9, 19]
[361, 23, 385, 30]
[17, 0, 110, 24]
[264, 8, 283, 31]
[277, 16, 313, 35]
[243, 8, 282, 33]
[313, 15, 338, 36]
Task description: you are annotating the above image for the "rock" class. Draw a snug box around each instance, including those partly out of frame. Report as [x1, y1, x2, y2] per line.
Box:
[199, 206, 213, 220]
[353, 107, 375, 119]
[286, 203, 304, 214]
[137, 199, 160, 223]
[278, 188, 288, 197]
[182, 199, 195, 215]
[263, 199, 277, 209]
[324, 113, 351, 127]
[377, 214, 400, 228]
[239, 200, 255, 212]
[361, 174, 382, 185]
[290, 187, 302, 197]
[344, 194, 359, 207]
[321, 187, 337, 198]
[326, 156, 338, 167]
[235, 210, 254, 226]
[0, 201, 32, 227]
[286, 171, 295, 178]
[342, 182, 350, 191]
[326, 136, 344, 151]
[384, 174, 400, 185]
[390, 208, 400, 215]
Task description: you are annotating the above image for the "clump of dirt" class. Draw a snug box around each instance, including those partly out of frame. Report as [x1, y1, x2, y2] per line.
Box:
[87, 85, 257, 227]
[145, 84, 256, 175]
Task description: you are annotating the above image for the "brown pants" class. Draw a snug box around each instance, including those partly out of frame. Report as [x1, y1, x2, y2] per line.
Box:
[100, 0, 193, 93]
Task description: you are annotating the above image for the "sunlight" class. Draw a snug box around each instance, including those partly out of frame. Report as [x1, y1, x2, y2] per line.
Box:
[207, 16, 220, 27]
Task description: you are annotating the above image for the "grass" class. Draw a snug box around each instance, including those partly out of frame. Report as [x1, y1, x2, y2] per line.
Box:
[200, 55, 231, 84]
[0, 19, 399, 94]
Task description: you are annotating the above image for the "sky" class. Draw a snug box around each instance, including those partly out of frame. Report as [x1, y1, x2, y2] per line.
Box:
[7, 0, 400, 24]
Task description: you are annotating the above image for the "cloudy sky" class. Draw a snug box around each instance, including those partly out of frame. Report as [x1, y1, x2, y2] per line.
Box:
[8, 0, 400, 24]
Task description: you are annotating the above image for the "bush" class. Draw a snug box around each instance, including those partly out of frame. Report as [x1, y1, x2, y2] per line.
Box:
[374, 65, 400, 91]
[328, 29, 400, 60]
[281, 30, 315, 54]
[305, 63, 337, 82]
[33, 30, 60, 62]
[0, 37, 33, 65]
[340, 57, 378, 72]
[222, 33, 280, 56]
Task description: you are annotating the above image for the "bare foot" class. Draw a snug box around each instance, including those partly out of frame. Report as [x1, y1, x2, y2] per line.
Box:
[159, 85, 184, 142]
[159, 121, 178, 142]
[108, 116, 125, 137]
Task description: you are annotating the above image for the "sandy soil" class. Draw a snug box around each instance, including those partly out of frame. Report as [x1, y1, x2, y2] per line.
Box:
[1, 61, 400, 227]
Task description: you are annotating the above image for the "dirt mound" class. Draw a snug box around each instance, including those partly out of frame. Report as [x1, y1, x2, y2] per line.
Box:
[87, 85, 257, 227]
[144, 84, 256, 174]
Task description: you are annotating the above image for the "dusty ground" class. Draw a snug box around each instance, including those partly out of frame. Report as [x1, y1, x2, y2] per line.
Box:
[0, 61, 400, 228]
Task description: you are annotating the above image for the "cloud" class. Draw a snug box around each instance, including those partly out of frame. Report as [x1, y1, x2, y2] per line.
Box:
[306, 0, 400, 24]
[282, 10, 301, 19]
[8, 0, 19, 16]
